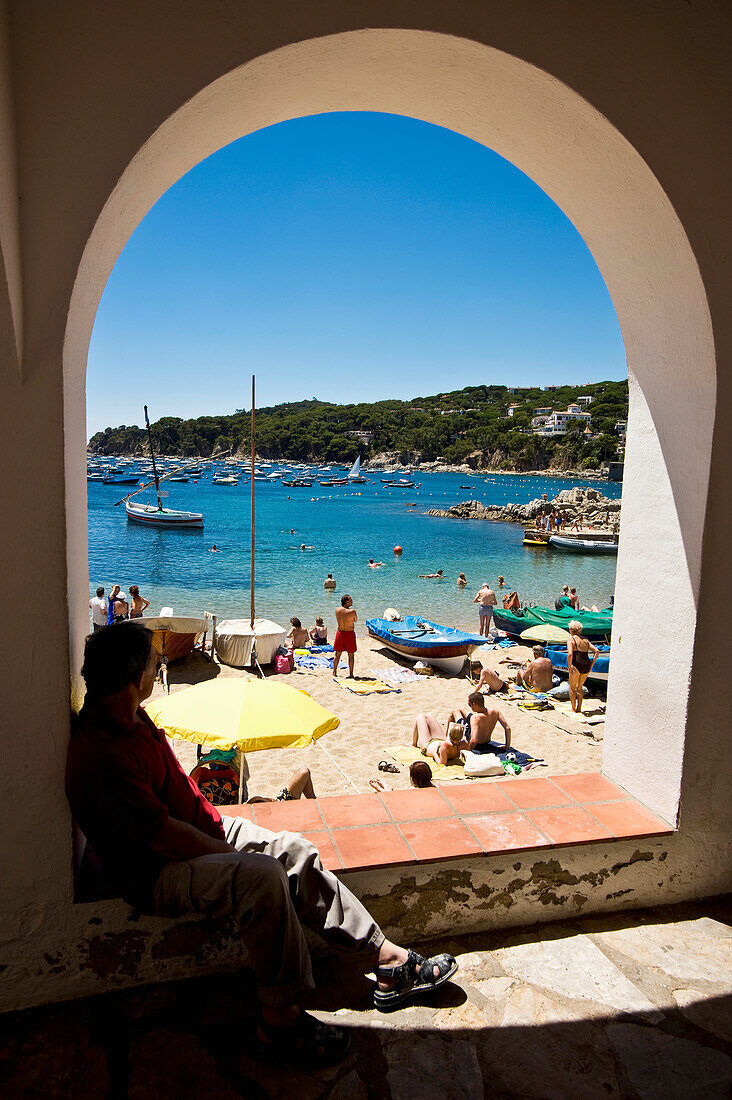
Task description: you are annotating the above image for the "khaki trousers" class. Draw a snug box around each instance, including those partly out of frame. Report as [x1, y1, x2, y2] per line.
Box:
[153, 815, 384, 1007]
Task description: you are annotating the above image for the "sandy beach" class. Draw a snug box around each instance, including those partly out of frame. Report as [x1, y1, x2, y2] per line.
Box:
[150, 633, 604, 800]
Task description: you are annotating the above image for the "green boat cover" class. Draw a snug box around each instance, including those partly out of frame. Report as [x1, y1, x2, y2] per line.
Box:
[492, 604, 613, 641]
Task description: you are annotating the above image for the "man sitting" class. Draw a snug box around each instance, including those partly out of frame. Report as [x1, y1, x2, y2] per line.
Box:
[515, 645, 555, 693]
[448, 691, 512, 753]
[66, 624, 457, 1067]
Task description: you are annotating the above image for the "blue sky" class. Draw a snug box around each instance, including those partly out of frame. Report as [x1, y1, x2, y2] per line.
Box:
[86, 112, 625, 438]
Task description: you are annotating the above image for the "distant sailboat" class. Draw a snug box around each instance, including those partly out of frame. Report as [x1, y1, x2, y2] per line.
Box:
[122, 407, 204, 528]
[347, 452, 368, 483]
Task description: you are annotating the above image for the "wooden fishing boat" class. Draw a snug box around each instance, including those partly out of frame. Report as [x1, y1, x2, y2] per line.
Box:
[118, 407, 204, 528]
[366, 615, 485, 675]
[125, 500, 203, 527]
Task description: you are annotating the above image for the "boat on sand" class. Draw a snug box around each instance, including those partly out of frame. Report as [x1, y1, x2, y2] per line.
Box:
[366, 615, 485, 675]
[492, 605, 613, 643]
[545, 643, 610, 683]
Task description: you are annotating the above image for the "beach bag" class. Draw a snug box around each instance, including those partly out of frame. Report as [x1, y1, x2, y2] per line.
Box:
[276, 652, 294, 674]
[190, 761, 241, 805]
[463, 751, 505, 777]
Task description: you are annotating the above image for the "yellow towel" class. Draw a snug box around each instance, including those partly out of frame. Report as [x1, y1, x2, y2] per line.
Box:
[386, 745, 472, 782]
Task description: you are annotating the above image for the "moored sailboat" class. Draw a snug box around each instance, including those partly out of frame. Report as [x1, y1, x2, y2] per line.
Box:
[122, 407, 204, 528]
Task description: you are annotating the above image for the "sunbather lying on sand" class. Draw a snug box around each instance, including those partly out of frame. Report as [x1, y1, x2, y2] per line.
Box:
[247, 766, 316, 804]
[411, 716, 469, 766]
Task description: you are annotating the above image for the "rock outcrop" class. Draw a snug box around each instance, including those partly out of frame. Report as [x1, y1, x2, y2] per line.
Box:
[426, 487, 621, 527]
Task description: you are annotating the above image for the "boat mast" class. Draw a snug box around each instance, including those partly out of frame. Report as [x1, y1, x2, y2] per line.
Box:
[250, 376, 255, 629]
[143, 405, 164, 512]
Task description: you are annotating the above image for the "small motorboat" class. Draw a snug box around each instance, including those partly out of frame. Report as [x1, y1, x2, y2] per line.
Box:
[545, 643, 610, 683]
[366, 615, 486, 675]
[212, 475, 238, 485]
[549, 535, 619, 554]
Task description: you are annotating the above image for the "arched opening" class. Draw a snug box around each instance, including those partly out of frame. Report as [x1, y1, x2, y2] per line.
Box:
[64, 29, 716, 830]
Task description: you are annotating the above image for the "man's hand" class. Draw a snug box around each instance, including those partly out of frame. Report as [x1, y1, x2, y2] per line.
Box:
[150, 817, 235, 861]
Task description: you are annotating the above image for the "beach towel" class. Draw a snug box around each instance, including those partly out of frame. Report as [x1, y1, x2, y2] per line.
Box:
[386, 743, 543, 780]
[386, 745, 470, 782]
[370, 666, 421, 685]
[335, 677, 400, 696]
[294, 652, 346, 671]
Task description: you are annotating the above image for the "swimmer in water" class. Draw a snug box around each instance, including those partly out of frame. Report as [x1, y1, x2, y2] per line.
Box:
[209, 544, 219, 553]
[368, 559, 384, 568]
[457, 572, 467, 587]
[299, 543, 315, 551]
[418, 570, 444, 579]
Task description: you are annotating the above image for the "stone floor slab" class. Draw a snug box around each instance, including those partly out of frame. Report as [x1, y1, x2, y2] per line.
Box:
[607, 1020, 732, 1099]
[592, 919, 732, 986]
[494, 934, 662, 1017]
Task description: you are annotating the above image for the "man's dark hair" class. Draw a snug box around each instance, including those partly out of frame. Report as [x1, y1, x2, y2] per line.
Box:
[96, 586, 104, 597]
[340, 594, 351, 607]
[468, 691, 484, 708]
[81, 622, 154, 698]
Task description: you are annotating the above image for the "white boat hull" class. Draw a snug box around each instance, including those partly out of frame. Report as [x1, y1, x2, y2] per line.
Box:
[125, 501, 203, 527]
[375, 637, 469, 676]
[549, 535, 618, 554]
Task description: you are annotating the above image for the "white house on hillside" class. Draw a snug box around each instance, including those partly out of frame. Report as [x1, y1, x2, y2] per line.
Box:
[533, 403, 592, 436]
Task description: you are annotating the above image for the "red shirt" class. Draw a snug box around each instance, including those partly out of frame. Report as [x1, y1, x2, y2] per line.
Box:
[66, 702, 225, 909]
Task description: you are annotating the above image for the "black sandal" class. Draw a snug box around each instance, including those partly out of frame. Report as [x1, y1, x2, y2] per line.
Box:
[254, 1011, 351, 1067]
[373, 949, 458, 1011]
[378, 760, 399, 773]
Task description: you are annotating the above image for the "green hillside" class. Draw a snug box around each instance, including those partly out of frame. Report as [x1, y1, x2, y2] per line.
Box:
[88, 380, 628, 471]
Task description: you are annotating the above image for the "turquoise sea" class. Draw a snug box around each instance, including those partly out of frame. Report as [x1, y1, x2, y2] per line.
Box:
[87, 469, 621, 633]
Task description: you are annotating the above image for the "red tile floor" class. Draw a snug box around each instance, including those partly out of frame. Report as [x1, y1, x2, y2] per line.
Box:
[221, 772, 672, 874]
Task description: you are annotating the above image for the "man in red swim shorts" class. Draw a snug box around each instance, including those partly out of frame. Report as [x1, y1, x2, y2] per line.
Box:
[334, 594, 358, 678]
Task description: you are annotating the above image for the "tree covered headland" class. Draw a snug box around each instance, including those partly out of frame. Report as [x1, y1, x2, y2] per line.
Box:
[88, 380, 628, 471]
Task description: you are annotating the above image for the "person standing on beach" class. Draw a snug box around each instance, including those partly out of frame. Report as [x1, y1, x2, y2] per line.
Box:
[107, 584, 121, 625]
[473, 582, 497, 636]
[334, 595, 358, 679]
[129, 585, 150, 619]
[90, 587, 107, 633]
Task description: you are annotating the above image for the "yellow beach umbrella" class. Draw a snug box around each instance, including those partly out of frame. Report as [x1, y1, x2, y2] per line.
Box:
[520, 623, 570, 644]
[144, 676, 340, 753]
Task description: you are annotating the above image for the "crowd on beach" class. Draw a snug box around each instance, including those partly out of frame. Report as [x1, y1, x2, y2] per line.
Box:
[89, 583, 150, 630]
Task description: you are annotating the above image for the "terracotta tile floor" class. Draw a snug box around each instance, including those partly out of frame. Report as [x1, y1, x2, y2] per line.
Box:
[222, 772, 673, 873]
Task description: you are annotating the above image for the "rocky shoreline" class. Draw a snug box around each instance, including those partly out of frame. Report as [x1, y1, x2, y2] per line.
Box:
[425, 486, 621, 528]
[365, 451, 608, 479]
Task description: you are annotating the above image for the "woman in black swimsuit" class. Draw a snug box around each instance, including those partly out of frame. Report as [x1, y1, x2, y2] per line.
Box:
[567, 620, 599, 713]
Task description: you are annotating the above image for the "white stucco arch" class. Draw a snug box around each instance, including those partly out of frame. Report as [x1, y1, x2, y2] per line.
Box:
[64, 29, 716, 825]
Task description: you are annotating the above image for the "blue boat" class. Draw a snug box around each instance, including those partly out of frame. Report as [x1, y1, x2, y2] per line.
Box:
[366, 615, 486, 675]
[545, 643, 610, 683]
